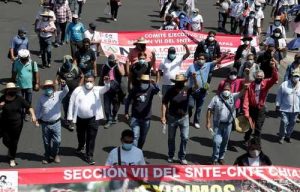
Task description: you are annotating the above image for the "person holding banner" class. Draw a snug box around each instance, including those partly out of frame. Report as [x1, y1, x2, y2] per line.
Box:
[186, 53, 227, 129]
[234, 137, 272, 166]
[243, 65, 278, 143]
[158, 44, 190, 96]
[206, 83, 247, 165]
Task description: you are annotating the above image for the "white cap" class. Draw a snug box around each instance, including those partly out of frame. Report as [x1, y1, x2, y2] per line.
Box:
[72, 14, 79, 19]
[18, 49, 30, 58]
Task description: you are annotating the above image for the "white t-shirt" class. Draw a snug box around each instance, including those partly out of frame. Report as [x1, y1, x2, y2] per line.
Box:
[105, 146, 146, 166]
[266, 24, 286, 38]
[219, 1, 230, 13]
[77, 88, 97, 118]
[84, 30, 101, 52]
[159, 55, 184, 85]
[191, 14, 203, 32]
[248, 157, 260, 166]
[243, 18, 255, 35]
[255, 9, 265, 28]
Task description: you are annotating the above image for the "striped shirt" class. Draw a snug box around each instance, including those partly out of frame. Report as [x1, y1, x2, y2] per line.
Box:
[54, 4, 72, 23]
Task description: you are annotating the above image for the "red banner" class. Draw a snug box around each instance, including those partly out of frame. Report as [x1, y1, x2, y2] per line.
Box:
[99, 30, 259, 70]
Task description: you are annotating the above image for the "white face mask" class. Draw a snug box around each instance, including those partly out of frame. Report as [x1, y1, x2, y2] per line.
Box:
[229, 75, 237, 80]
[292, 77, 300, 83]
[249, 150, 260, 158]
[208, 37, 215, 41]
[85, 82, 94, 90]
[222, 90, 231, 98]
[274, 33, 280, 37]
[244, 41, 250, 45]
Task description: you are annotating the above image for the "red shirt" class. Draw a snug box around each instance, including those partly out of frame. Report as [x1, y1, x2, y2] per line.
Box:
[243, 67, 279, 117]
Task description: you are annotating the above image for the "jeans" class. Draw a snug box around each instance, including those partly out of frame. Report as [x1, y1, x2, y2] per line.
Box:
[244, 106, 266, 141]
[40, 36, 52, 66]
[168, 114, 189, 160]
[55, 22, 67, 44]
[110, 1, 119, 19]
[104, 91, 120, 122]
[230, 16, 239, 34]
[279, 112, 299, 138]
[130, 117, 151, 149]
[76, 116, 99, 157]
[20, 88, 33, 105]
[41, 121, 61, 158]
[62, 94, 71, 119]
[162, 85, 173, 97]
[70, 40, 82, 58]
[212, 122, 232, 161]
[188, 91, 206, 124]
[218, 12, 227, 29]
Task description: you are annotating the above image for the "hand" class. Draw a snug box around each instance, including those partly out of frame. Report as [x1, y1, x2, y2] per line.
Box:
[125, 114, 130, 120]
[31, 116, 37, 124]
[270, 61, 276, 68]
[161, 116, 166, 124]
[104, 76, 110, 83]
[150, 79, 156, 84]
[243, 83, 250, 89]
[0, 102, 5, 108]
[34, 84, 40, 91]
[192, 72, 197, 79]
[183, 44, 188, 48]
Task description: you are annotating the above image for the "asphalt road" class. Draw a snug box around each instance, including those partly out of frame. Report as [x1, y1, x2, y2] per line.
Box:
[0, 0, 299, 168]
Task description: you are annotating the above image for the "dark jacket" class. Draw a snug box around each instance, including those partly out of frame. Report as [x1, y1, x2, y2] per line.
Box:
[234, 152, 272, 166]
[234, 45, 257, 61]
[194, 39, 221, 62]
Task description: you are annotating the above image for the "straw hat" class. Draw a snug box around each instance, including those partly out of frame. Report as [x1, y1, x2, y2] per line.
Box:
[41, 80, 55, 89]
[40, 11, 53, 17]
[292, 70, 300, 77]
[235, 116, 251, 133]
[133, 37, 149, 45]
[275, 16, 281, 21]
[0, 82, 20, 94]
[170, 74, 187, 83]
[138, 74, 150, 81]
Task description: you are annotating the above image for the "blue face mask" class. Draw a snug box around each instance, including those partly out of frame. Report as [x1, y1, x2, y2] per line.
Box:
[140, 83, 149, 91]
[44, 88, 54, 96]
[122, 143, 133, 151]
[274, 21, 281, 26]
[139, 59, 146, 65]
[63, 61, 72, 71]
[168, 54, 176, 60]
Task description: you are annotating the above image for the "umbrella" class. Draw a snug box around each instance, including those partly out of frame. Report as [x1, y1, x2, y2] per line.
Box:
[287, 38, 300, 50]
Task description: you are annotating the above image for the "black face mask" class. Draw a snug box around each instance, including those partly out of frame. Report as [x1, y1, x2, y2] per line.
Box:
[108, 61, 116, 67]
[20, 58, 28, 64]
[7, 91, 17, 97]
[175, 82, 185, 88]
[255, 78, 262, 84]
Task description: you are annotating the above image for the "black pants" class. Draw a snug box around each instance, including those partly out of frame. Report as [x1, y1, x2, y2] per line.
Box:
[110, 1, 119, 19]
[244, 106, 266, 141]
[70, 40, 82, 58]
[2, 120, 23, 160]
[218, 12, 227, 29]
[230, 17, 239, 34]
[40, 36, 52, 66]
[55, 22, 67, 44]
[76, 116, 99, 157]
[78, 1, 84, 17]
[104, 91, 120, 122]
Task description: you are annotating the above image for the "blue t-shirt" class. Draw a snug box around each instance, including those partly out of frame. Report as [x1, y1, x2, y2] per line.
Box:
[66, 22, 85, 42]
[185, 62, 215, 88]
[10, 35, 29, 55]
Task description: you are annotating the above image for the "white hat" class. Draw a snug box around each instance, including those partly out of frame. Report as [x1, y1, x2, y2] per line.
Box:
[41, 80, 55, 89]
[18, 49, 30, 58]
[72, 14, 79, 19]
[0, 82, 20, 94]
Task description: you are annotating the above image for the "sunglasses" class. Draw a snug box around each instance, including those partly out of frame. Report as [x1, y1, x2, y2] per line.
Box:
[123, 140, 134, 144]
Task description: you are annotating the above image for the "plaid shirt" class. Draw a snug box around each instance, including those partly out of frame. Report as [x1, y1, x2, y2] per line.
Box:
[54, 4, 72, 23]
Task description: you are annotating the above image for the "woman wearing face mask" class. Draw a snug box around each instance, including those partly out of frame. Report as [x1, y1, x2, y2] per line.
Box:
[234, 36, 256, 72]
[264, 28, 287, 64]
[234, 137, 272, 166]
[266, 16, 286, 38]
[36, 80, 69, 164]
[0, 83, 38, 167]
[36, 11, 56, 68]
[125, 75, 160, 149]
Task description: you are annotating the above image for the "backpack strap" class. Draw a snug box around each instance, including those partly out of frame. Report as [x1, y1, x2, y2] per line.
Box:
[117, 147, 122, 165]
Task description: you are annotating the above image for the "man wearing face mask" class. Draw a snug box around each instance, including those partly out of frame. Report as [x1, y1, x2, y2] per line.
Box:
[243, 65, 279, 143]
[266, 16, 286, 38]
[84, 23, 101, 60]
[218, 68, 245, 111]
[276, 70, 300, 144]
[101, 54, 125, 129]
[284, 53, 300, 81]
[36, 80, 69, 164]
[53, 0, 72, 47]
[207, 83, 247, 165]
[68, 75, 110, 165]
[190, 8, 204, 32]
[160, 14, 179, 30]
[158, 45, 190, 96]
[234, 137, 272, 166]
[257, 44, 278, 78]
[126, 37, 157, 88]
[234, 36, 256, 72]
[242, 11, 258, 36]
[65, 14, 85, 57]
[264, 28, 287, 63]
[229, 0, 244, 34]
[125, 75, 160, 149]
[36, 11, 56, 68]
[74, 38, 96, 76]
[12, 49, 40, 121]
[238, 54, 260, 82]
[194, 31, 221, 63]
[186, 53, 227, 129]
[56, 55, 82, 130]
[254, 3, 264, 35]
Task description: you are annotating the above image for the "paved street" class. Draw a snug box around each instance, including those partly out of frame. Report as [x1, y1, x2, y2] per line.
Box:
[0, 0, 299, 168]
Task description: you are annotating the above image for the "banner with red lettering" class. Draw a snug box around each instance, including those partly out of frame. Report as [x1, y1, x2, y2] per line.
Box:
[99, 30, 259, 71]
[1, 165, 300, 191]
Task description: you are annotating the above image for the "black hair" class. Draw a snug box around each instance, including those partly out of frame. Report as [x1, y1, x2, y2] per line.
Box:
[194, 53, 206, 60]
[208, 31, 216, 36]
[82, 38, 91, 44]
[249, 137, 261, 147]
[121, 129, 134, 139]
